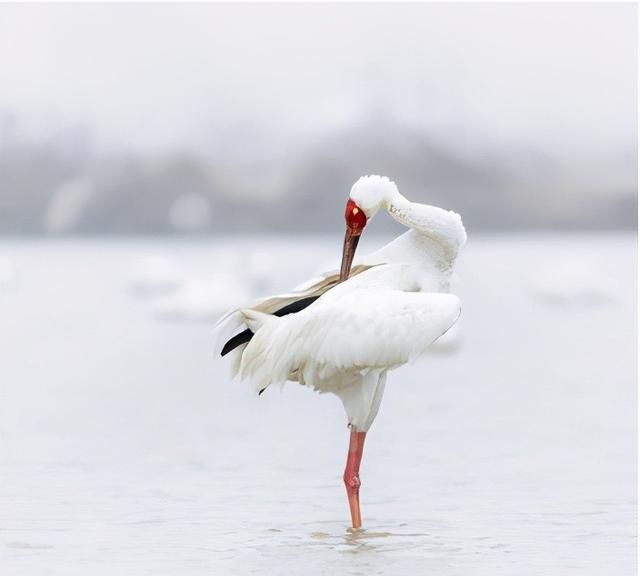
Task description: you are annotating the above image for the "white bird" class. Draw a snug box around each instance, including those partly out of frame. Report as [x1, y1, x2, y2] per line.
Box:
[0, 254, 16, 287]
[132, 250, 274, 323]
[129, 254, 185, 298]
[151, 271, 253, 323]
[217, 175, 466, 529]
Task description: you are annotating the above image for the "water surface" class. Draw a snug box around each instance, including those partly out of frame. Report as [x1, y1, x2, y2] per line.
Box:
[0, 234, 636, 574]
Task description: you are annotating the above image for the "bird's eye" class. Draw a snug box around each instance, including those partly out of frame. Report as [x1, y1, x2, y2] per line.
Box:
[345, 199, 367, 233]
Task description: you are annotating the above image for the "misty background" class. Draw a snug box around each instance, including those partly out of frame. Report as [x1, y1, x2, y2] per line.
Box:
[0, 3, 637, 235]
[1, 6, 637, 573]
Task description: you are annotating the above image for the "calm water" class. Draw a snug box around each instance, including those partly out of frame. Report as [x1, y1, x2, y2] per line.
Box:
[0, 234, 636, 575]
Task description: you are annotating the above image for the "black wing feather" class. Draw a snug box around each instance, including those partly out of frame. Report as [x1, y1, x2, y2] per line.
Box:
[220, 295, 320, 357]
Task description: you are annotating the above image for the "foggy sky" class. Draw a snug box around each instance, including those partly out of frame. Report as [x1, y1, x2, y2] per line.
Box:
[0, 3, 636, 163]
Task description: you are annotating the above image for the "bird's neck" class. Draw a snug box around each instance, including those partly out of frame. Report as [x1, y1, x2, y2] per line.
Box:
[385, 193, 467, 267]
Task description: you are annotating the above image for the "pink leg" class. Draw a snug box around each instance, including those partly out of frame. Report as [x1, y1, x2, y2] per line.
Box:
[343, 429, 367, 529]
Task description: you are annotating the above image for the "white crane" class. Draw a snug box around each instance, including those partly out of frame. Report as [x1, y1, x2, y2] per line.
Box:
[217, 175, 466, 529]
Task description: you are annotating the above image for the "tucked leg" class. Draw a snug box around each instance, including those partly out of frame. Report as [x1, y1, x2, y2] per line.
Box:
[343, 429, 367, 529]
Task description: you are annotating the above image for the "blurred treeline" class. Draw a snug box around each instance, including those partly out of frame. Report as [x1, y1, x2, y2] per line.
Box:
[0, 113, 636, 236]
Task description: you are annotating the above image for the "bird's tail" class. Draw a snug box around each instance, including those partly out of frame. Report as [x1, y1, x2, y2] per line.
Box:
[216, 306, 282, 378]
[240, 308, 277, 332]
[237, 309, 289, 395]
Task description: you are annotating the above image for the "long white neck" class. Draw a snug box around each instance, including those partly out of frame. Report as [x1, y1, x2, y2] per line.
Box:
[385, 192, 467, 265]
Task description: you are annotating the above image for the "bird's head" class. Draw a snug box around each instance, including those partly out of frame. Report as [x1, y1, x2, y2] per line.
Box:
[340, 175, 399, 282]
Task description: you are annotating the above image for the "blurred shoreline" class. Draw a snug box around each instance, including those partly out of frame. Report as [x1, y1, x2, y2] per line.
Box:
[0, 230, 636, 242]
[1, 115, 636, 236]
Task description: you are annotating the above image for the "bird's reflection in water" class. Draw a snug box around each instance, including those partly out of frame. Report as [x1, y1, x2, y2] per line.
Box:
[343, 528, 404, 554]
[305, 522, 432, 556]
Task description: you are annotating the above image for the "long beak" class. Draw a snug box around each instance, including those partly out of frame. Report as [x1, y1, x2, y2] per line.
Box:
[339, 228, 361, 282]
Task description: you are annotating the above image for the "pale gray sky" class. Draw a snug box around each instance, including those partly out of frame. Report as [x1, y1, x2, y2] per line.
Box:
[0, 2, 636, 163]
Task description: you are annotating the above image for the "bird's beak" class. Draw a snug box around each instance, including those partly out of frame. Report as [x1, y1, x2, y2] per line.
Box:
[339, 228, 361, 282]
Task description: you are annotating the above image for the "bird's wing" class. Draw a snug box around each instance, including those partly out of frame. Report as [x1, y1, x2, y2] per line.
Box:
[238, 287, 461, 394]
[215, 263, 374, 329]
[299, 288, 462, 376]
[214, 264, 374, 369]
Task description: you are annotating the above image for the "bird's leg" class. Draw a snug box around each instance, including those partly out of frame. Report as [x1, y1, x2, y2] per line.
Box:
[343, 428, 367, 529]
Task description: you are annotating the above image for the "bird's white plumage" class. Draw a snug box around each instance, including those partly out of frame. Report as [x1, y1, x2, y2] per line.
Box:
[238, 287, 460, 427]
[217, 175, 466, 431]
[350, 175, 399, 218]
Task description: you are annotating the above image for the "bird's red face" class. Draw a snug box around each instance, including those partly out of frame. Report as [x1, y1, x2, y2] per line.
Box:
[340, 199, 368, 282]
